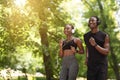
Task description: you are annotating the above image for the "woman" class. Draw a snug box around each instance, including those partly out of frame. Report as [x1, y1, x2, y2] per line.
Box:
[59, 24, 84, 80]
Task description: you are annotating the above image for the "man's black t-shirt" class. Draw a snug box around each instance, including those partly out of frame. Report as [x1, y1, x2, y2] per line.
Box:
[84, 31, 107, 66]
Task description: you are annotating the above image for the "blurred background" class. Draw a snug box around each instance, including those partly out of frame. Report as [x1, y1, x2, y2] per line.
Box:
[0, 0, 120, 80]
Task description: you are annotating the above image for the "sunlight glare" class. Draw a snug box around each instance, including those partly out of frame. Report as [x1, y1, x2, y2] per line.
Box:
[14, 0, 26, 8]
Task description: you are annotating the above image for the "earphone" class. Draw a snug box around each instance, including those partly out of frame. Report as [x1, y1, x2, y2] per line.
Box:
[72, 29, 75, 33]
[88, 16, 101, 26]
[96, 17, 101, 25]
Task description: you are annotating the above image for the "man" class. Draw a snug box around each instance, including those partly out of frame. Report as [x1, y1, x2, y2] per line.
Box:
[84, 16, 110, 80]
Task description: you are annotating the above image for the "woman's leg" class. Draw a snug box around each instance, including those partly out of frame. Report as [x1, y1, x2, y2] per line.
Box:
[60, 65, 68, 80]
[68, 61, 79, 80]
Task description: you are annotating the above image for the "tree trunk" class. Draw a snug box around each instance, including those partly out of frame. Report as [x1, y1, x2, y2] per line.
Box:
[39, 25, 54, 80]
[110, 46, 120, 80]
[97, 0, 107, 29]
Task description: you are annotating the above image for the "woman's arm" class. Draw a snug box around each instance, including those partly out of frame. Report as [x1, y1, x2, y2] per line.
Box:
[59, 40, 64, 57]
[76, 38, 84, 54]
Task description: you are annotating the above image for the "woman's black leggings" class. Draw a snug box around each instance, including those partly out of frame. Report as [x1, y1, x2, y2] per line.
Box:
[60, 55, 79, 80]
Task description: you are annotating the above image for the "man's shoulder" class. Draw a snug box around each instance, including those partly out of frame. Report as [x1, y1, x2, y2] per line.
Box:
[84, 31, 91, 36]
[99, 31, 108, 35]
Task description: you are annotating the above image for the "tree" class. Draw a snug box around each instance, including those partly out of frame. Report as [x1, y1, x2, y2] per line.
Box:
[27, 0, 71, 79]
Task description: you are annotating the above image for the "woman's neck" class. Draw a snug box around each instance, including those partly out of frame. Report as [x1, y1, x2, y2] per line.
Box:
[66, 35, 73, 41]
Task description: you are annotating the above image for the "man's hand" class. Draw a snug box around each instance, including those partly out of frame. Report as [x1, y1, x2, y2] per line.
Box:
[89, 37, 97, 47]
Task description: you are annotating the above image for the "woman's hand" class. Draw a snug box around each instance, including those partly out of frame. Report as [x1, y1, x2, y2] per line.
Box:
[71, 46, 76, 53]
[59, 40, 63, 47]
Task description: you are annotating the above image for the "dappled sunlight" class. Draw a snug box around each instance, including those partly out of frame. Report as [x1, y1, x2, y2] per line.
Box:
[0, 68, 45, 80]
[117, 32, 120, 40]
[28, 27, 41, 45]
[76, 77, 86, 80]
[60, 0, 86, 33]
[13, 0, 29, 15]
[14, 0, 27, 8]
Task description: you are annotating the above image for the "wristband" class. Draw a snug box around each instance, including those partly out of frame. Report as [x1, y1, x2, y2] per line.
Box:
[94, 44, 97, 47]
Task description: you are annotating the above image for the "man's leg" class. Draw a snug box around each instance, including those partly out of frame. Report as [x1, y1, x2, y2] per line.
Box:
[97, 64, 108, 80]
[87, 65, 98, 80]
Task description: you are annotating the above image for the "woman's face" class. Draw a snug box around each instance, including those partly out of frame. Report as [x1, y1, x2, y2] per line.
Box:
[88, 17, 97, 29]
[64, 24, 72, 35]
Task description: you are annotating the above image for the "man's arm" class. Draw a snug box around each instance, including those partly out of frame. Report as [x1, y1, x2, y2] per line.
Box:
[95, 35, 110, 55]
[89, 35, 110, 55]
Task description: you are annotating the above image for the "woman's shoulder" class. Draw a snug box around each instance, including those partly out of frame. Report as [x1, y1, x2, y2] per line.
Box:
[73, 37, 82, 43]
[73, 37, 81, 40]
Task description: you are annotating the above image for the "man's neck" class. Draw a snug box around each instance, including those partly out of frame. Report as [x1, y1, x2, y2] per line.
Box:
[91, 28, 99, 33]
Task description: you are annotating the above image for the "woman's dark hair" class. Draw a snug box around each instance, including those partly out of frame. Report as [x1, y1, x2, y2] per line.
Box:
[66, 24, 74, 29]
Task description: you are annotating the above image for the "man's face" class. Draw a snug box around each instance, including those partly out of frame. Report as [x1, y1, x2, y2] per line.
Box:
[88, 17, 97, 29]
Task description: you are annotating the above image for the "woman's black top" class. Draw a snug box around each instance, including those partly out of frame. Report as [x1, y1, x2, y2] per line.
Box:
[62, 39, 77, 51]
